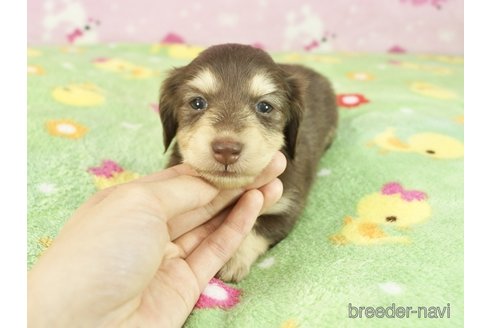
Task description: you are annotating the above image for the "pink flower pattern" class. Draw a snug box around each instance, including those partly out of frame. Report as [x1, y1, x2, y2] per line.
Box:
[195, 278, 241, 309]
[88, 160, 123, 178]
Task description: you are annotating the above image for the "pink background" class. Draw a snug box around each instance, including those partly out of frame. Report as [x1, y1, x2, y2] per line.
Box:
[27, 0, 463, 54]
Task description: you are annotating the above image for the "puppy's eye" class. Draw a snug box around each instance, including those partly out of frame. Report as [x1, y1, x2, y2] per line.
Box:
[256, 101, 274, 114]
[189, 97, 208, 111]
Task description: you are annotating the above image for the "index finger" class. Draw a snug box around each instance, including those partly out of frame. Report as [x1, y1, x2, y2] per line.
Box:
[144, 151, 285, 221]
[166, 152, 286, 238]
[185, 189, 264, 289]
[143, 174, 220, 221]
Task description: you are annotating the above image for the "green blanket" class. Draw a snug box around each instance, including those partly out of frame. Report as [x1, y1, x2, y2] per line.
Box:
[27, 44, 464, 327]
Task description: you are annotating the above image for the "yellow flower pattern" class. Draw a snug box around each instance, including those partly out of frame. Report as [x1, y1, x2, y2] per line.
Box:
[46, 119, 88, 139]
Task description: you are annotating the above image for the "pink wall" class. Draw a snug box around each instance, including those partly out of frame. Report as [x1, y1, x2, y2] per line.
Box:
[27, 0, 463, 54]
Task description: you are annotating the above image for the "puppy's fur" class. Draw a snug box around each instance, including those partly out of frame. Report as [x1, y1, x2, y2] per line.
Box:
[159, 44, 338, 281]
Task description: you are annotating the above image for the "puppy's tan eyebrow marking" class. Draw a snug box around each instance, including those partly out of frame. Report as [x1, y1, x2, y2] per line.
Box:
[250, 73, 278, 97]
[187, 68, 220, 94]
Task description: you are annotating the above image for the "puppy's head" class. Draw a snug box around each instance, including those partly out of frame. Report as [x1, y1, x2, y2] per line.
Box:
[159, 44, 303, 188]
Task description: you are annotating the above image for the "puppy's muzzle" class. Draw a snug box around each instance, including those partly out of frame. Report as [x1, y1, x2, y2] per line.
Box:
[212, 139, 243, 165]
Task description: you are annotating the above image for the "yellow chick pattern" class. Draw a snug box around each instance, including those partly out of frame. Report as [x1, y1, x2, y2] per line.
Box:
[368, 128, 464, 159]
[167, 44, 205, 59]
[52, 83, 105, 107]
[398, 62, 452, 75]
[150, 43, 205, 59]
[410, 82, 457, 99]
[278, 53, 341, 64]
[330, 182, 431, 245]
[93, 58, 157, 79]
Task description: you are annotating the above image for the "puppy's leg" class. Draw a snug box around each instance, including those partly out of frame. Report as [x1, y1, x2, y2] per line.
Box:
[218, 209, 300, 282]
[217, 231, 270, 282]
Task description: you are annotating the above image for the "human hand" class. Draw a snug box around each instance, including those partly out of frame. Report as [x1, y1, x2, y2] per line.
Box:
[28, 152, 286, 328]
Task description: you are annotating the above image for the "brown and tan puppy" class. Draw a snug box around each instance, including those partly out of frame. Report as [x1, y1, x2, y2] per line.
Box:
[159, 44, 338, 282]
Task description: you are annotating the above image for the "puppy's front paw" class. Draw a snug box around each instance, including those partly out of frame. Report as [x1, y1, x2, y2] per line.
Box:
[217, 256, 251, 282]
[216, 231, 270, 282]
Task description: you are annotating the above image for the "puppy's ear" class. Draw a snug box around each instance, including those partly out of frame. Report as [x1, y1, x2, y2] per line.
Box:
[159, 67, 184, 151]
[283, 73, 305, 160]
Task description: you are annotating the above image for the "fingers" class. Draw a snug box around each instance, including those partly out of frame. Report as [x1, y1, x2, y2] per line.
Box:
[83, 152, 285, 229]
[174, 178, 282, 256]
[140, 175, 220, 221]
[185, 189, 264, 289]
[166, 152, 286, 240]
[173, 209, 230, 257]
[244, 151, 287, 190]
[257, 178, 283, 215]
[167, 189, 243, 240]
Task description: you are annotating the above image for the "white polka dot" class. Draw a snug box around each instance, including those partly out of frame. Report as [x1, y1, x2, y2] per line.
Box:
[56, 123, 76, 134]
[37, 183, 56, 195]
[148, 57, 162, 63]
[257, 256, 275, 269]
[317, 168, 332, 177]
[27, 66, 36, 73]
[61, 62, 74, 70]
[378, 282, 404, 295]
[300, 4, 312, 15]
[43, 1, 53, 10]
[400, 107, 414, 114]
[121, 122, 142, 130]
[126, 25, 136, 35]
[377, 64, 387, 70]
[438, 30, 455, 43]
[342, 96, 359, 105]
[202, 283, 228, 300]
[218, 13, 238, 27]
[286, 12, 296, 22]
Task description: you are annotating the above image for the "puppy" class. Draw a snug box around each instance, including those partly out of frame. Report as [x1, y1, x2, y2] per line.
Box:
[159, 44, 338, 282]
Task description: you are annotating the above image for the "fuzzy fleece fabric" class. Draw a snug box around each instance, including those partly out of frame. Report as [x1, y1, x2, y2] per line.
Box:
[27, 44, 464, 327]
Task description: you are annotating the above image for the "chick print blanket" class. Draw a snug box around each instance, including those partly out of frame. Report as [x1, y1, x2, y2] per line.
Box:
[27, 44, 464, 327]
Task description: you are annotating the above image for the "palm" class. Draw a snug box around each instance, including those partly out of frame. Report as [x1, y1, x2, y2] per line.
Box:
[124, 242, 203, 327]
[28, 154, 285, 328]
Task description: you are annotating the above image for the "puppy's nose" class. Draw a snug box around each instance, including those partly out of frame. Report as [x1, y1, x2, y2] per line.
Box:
[211, 139, 243, 165]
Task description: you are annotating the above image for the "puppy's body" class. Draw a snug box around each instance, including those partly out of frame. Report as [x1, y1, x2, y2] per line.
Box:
[160, 44, 337, 281]
[254, 63, 337, 242]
